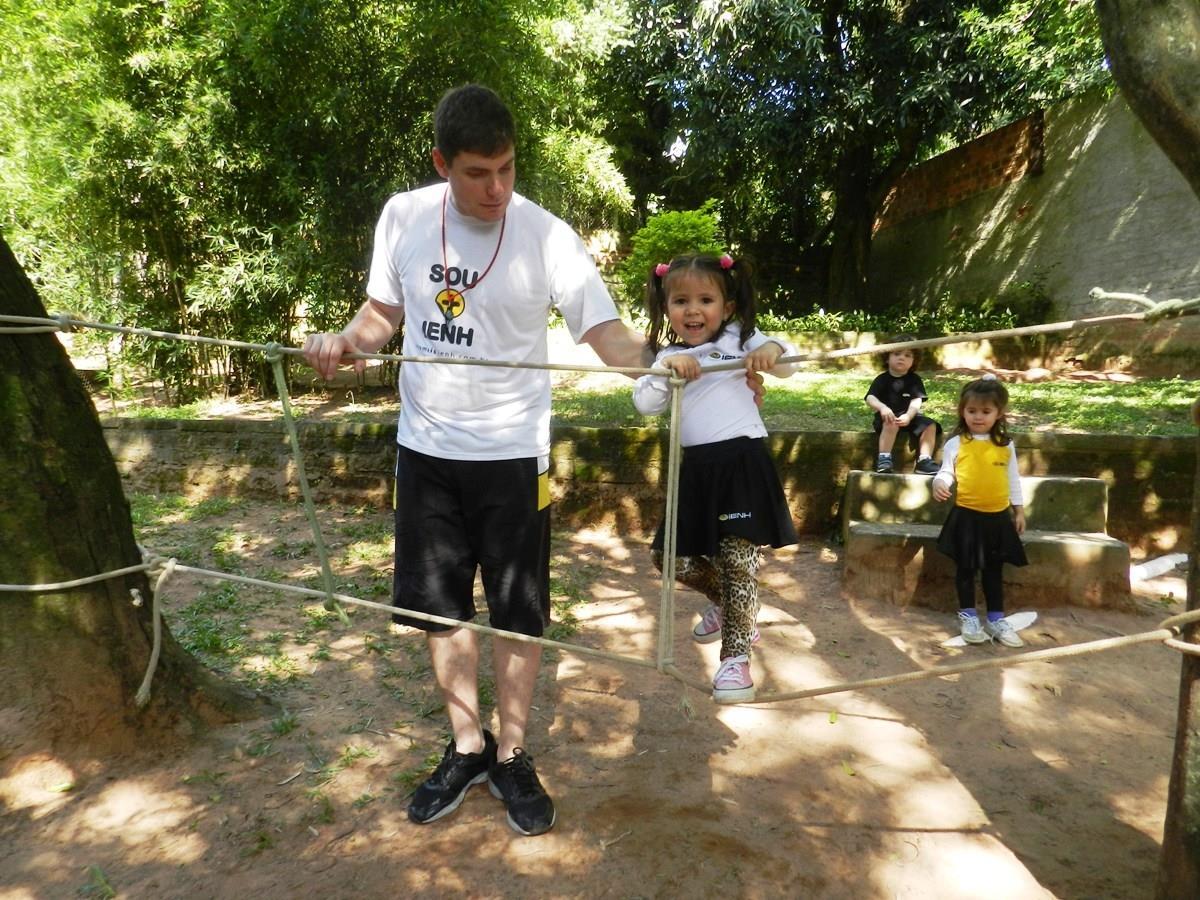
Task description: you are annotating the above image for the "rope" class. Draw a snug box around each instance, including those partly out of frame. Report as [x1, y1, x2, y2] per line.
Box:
[0, 562, 152, 591]
[2, 292, 1196, 707]
[144, 557, 660, 671]
[265, 345, 346, 623]
[656, 375, 686, 672]
[8, 552, 1199, 703]
[1, 287, 1196, 376]
[135, 555, 177, 707]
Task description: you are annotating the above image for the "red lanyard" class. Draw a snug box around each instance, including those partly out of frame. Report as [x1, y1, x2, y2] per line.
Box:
[441, 186, 506, 303]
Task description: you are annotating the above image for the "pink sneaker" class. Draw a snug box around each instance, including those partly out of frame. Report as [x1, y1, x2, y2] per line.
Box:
[712, 654, 755, 703]
[691, 605, 761, 645]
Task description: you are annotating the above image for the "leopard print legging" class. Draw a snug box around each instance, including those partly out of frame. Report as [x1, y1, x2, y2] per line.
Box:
[653, 535, 762, 660]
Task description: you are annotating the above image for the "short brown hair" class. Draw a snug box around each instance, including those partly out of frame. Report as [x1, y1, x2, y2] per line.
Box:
[879, 333, 921, 371]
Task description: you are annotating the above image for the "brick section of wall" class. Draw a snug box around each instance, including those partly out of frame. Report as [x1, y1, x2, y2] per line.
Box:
[101, 419, 1194, 556]
[875, 110, 1044, 232]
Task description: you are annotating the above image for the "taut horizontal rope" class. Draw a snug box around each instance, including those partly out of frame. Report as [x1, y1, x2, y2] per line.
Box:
[0, 562, 152, 592]
[11, 553, 1200, 706]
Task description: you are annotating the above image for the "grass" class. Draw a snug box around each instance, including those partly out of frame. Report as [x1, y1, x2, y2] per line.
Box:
[552, 372, 1198, 437]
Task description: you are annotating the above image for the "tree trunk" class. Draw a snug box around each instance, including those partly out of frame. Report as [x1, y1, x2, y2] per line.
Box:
[1095, 0, 1200, 202]
[0, 233, 267, 766]
[1157, 398, 1200, 900]
[1093, 4, 1200, 895]
[826, 144, 875, 310]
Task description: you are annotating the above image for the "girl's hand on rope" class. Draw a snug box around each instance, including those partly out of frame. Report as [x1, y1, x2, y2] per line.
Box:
[662, 354, 701, 381]
[303, 332, 366, 381]
[743, 342, 783, 373]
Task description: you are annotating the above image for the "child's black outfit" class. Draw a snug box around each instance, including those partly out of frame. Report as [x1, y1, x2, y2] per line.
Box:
[865, 370, 943, 455]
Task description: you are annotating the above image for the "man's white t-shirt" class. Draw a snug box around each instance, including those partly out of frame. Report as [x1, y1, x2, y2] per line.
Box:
[366, 184, 619, 461]
[632, 324, 797, 447]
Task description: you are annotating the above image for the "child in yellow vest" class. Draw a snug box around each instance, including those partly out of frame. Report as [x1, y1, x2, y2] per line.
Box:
[931, 376, 1028, 647]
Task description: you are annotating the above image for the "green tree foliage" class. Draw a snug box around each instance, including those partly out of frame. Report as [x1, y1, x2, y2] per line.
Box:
[613, 0, 1107, 312]
[0, 0, 633, 399]
[617, 201, 723, 312]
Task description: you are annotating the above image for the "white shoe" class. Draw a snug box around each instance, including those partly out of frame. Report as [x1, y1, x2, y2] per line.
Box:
[984, 617, 1025, 648]
[958, 611, 987, 645]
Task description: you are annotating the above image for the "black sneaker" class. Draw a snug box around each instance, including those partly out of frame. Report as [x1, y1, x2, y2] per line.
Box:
[914, 457, 940, 475]
[875, 455, 894, 474]
[407, 730, 497, 824]
[488, 748, 556, 836]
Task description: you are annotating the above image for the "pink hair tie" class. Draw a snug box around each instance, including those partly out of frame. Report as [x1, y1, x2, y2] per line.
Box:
[654, 263, 670, 277]
[719, 253, 734, 270]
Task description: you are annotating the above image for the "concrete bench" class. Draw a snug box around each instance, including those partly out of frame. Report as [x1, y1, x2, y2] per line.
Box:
[840, 471, 1132, 610]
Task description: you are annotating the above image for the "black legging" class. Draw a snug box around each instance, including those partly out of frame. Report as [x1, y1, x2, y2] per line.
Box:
[956, 563, 1005, 615]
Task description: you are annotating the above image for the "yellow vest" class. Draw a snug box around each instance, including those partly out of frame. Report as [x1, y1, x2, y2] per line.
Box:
[955, 438, 1012, 513]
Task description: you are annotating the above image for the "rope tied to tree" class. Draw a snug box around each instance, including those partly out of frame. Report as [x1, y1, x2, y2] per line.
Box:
[134, 553, 178, 708]
[1089, 288, 1200, 323]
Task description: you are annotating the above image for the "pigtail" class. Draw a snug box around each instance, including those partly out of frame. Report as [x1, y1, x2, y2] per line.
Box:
[644, 262, 670, 352]
[726, 258, 758, 349]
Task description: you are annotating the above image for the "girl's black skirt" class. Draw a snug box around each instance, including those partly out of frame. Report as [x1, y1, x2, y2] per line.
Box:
[936, 505, 1029, 569]
[651, 436, 798, 558]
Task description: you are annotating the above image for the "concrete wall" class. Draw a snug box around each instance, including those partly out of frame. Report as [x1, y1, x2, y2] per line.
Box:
[870, 89, 1200, 321]
[101, 418, 1196, 557]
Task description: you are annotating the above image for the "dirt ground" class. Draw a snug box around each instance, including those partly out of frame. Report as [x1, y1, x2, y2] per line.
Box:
[0, 489, 1190, 899]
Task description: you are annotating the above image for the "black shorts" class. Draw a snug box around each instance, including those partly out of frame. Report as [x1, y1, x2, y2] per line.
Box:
[872, 413, 942, 450]
[392, 446, 551, 636]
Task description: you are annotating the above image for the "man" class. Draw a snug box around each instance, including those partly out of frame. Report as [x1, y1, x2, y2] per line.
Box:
[302, 84, 650, 836]
[306, 84, 764, 836]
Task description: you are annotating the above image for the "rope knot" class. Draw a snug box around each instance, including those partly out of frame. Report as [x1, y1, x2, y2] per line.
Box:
[1144, 297, 1194, 323]
[53, 314, 76, 333]
[263, 342, 285, 364]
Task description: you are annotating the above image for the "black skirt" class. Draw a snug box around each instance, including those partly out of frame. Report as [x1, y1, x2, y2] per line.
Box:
[652, 437, 798, 558]
[936, 505, 1028, 569]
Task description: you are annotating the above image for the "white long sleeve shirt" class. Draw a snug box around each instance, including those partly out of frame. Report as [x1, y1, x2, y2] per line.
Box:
[632, 325, 796, 447]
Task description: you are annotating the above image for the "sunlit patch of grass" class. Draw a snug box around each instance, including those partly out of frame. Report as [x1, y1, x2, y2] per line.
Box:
[270, 539, 314, 560]
[553, 372, 1197, 436]
[185, 496, 244, 521]
[338, 517, 393, 542]
[344, 539, 392, 568]
[243, 650, 304, 689]
[211, 527, 249, 572]
[173, 583, 248, 661]
[352, 793, 377, 810]
[551, 382, 641, 427]
[337, 744, 378, 768]
[128, 492, 191, 526]
[545, 555, 595, 641]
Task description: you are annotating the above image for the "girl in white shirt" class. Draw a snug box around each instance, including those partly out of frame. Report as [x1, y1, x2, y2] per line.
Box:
[633, 253, 798, 702]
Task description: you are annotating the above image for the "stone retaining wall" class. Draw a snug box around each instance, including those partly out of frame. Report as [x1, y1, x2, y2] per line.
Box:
[101, 418, 1195, 557]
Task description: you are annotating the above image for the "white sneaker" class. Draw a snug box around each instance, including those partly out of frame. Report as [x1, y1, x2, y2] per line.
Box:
[984, 617, 1025, 648]
[958, 611, 987, 645]
[712, 654, 755, 703]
